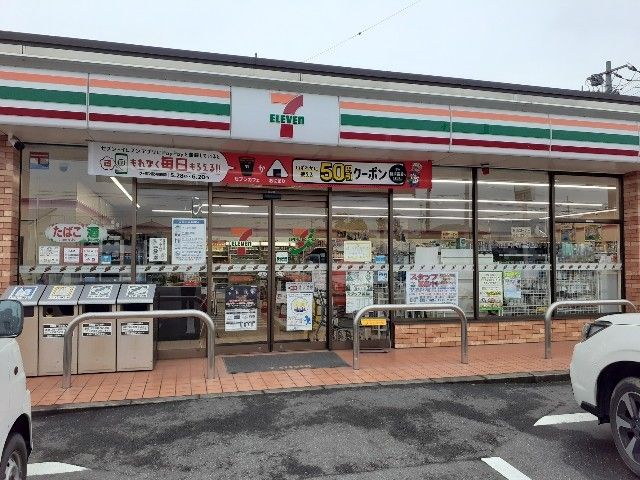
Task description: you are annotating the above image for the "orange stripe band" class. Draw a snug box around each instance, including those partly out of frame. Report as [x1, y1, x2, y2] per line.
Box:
[550, 117, 637, 132]
[271, 92, 298, 104]
[90, 78, 230, 99]
[340, 101, 449, 117]
[452, 109, 549, 125]
[0, 70, 86, 87]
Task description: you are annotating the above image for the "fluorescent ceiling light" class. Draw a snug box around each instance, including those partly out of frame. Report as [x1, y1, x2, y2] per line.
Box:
[111, 177, 140, 208]
[333, 205, 387, 210]
[546, 208, 618, 220]
[479, 217, 534, 221]
[478, 180, 547, 187]
[396, 215, 468, 220]
[394, 197, 471, 203]
[275, 213, 326, 217]
[395, 207, 471, 212]
[555, 184, 616, 190]
[431, 179, 472, 184]
[478, 209, 546, 215]
[152, 209, 190, 213]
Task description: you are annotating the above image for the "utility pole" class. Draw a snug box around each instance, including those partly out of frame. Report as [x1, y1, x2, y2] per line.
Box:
[605, 60, 613, 94]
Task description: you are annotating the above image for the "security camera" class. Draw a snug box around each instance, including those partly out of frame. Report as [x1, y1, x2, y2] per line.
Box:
[8, 135, 24, 151]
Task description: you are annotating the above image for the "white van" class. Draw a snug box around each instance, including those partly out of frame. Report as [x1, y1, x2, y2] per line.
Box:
[0, 300, 32, 480]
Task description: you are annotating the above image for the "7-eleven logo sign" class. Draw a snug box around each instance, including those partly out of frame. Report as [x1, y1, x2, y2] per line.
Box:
[230, 228, 253, 256]
[269, 93, 304, 138]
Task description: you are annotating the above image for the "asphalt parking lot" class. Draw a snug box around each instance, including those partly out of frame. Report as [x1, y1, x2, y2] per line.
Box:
[27, 381, 637, 479]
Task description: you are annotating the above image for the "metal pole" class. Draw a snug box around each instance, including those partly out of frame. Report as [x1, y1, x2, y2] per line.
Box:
[63, 309, 216, 388]
[605, 60, 613, 94]
[353, 303, 468, 370]
[544, 299, 637, 359]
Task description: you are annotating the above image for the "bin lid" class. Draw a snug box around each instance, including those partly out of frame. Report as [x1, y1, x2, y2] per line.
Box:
[1, 285, 46, 306]
[78, 284, 121, 305]
[40, 285, 83, 305]
[117, 284, 156, 304]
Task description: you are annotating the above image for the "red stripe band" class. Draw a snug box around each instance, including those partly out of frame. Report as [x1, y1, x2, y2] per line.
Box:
[0, 106, 85, 120]
[89, 113, 231, 131]
[340, 131, 449, 145]
[452, 138, 549, 151]
[551, 144, 638, 157]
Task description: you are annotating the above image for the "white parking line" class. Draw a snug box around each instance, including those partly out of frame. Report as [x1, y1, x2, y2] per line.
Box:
[481, 457, 532, 480]
[28, 462, 88, 476]
[534, 412, 598, 426]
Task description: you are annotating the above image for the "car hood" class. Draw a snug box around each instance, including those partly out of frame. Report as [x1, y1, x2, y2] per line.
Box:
[596, 313, 640, 326]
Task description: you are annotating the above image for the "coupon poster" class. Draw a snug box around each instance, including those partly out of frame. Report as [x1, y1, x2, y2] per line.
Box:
[345, 271, 374, 313]
[405, 272, 458, 304]
[503, 271, 522, 300]
[172, 218, 206, 265]
[286, 282, 314, 331]
[479, 272, 504, 312]
[225, 285, 258, 331]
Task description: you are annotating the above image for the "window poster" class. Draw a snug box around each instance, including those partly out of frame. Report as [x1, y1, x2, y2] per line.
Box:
[405, 272, 458, 304]
[224, 285, 258, 331]
[479, 271, 504, 312]
[149, 237, 168, 262]
[503, 271, 523, 300]
[345, 271, 374, 313]
[172, 218, 206, 265]
[38, 246, 60, 265]
[286, 282, 314, 331]
[343, 241, 372, 263]
[82, 247, 99, 264]
[63, 247, 80, 264]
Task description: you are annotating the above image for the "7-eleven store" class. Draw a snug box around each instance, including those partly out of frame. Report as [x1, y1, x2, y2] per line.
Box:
[0, 31, 638, 373]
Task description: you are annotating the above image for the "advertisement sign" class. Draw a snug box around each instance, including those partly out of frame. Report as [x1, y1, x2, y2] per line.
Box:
[63, 247, 80, 264]
[231, 87, 339, 145]
[82, 247, 99, 264]
[172, 218, 206, 265]
[224, 285, 258, 331]
[45, 224, 108, 243]
[149, 237, 168, 262]
[503, 271, 522, 300]
[343, 241, 372, 263]
[89, 142, 229, 183]
[275, 251, 289, 264]
[38, 246, 60, 265]
[286, 282, 314, 331]
[406, 272, 458, 304]
[346, 271, 374, 313]
[479, 272, 504, 312]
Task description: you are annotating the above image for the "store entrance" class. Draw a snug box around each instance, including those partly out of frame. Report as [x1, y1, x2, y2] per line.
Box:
[212, 190, 328, 353]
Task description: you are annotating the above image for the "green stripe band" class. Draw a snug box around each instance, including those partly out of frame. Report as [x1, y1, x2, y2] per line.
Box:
[0, 85, 85, 105]
[452, 122, 550, 140]
[90, 93, 231, 116]
[340, 114, 449, 133]
[552, 128, 638, 145]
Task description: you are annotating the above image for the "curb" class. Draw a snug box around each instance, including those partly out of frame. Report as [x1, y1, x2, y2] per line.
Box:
[32, 370, 570, 415]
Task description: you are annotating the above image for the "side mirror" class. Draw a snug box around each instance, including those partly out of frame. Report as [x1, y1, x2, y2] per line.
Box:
[0, 299, 24, 338]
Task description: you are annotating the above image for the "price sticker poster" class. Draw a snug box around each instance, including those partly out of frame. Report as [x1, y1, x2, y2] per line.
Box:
[405, 272, 458, 304]
[345, 270, 374, 314]
[224, 285, 259, 331]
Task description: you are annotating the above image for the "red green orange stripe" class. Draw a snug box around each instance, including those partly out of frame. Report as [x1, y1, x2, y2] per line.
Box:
[0, 69, 86, 87]
[340, 101, 449, 117]
[89, 112, 230, 130]
[90, 78, 230, 99]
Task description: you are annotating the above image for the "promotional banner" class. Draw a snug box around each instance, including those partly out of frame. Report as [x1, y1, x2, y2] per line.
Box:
[405, 272, 458, 304]
[479, 272, 504, 312]
[171, 218, 206, 265]
[88, 142, 229, 183]
[45, 224, 108, 243]
[345, 271, 374, 313]
[503, 271, 523, 300]
[224, 285, 259, 331]
[285, 282, 314, 331]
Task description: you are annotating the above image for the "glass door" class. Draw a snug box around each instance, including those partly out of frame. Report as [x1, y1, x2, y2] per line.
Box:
[272, 195, 328, 351]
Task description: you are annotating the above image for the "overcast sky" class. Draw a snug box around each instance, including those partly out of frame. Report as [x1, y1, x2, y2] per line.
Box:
[1, 0, 639, 92]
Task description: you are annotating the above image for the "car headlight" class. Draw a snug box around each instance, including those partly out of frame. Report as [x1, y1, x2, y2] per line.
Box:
[581, 320, 611, 341]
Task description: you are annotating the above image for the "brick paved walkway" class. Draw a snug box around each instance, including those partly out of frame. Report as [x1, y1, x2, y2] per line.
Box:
[28, 341, 575, 408]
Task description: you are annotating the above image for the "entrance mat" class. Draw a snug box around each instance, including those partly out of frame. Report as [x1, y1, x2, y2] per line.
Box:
[223, 351, 349, 374]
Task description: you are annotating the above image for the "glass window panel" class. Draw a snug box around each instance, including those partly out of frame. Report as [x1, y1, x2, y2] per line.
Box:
[477, 169, 550, 317]
[554, 175, 619, 222]
[393, 167, 473, 317]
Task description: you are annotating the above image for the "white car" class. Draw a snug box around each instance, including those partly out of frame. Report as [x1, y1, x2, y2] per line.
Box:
[0, 300, 31, 480]
[570, 313, 640, 476]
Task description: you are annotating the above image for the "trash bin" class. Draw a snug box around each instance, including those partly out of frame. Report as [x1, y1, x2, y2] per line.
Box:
[116, 284, 156, 372]
[77, 284, 121, 374]
[38, 285, 82, 376]
[1, 285, 46, 377]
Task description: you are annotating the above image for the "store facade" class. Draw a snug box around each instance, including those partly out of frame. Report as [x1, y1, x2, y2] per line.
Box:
[0, 32, 638, 362]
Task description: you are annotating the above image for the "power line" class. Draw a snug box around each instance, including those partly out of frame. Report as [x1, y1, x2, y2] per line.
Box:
[304, 0, 422, 62]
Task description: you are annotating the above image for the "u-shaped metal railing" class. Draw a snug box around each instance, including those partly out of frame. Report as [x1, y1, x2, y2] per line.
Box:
[352, 303, 468, 370]
[544, 299, 637, 359]
[62, 309, 216, 388]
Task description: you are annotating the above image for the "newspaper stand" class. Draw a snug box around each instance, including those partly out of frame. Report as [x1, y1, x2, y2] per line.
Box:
[38, 285, 82, 375]
[116, 284, 156, 371]
[1, 285, 46, 376]
[77, 284, 121, 374]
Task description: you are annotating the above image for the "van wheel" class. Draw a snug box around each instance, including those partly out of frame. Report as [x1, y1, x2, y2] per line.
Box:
[610, 377, 640, 476]
[0, 433, 27, 480]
